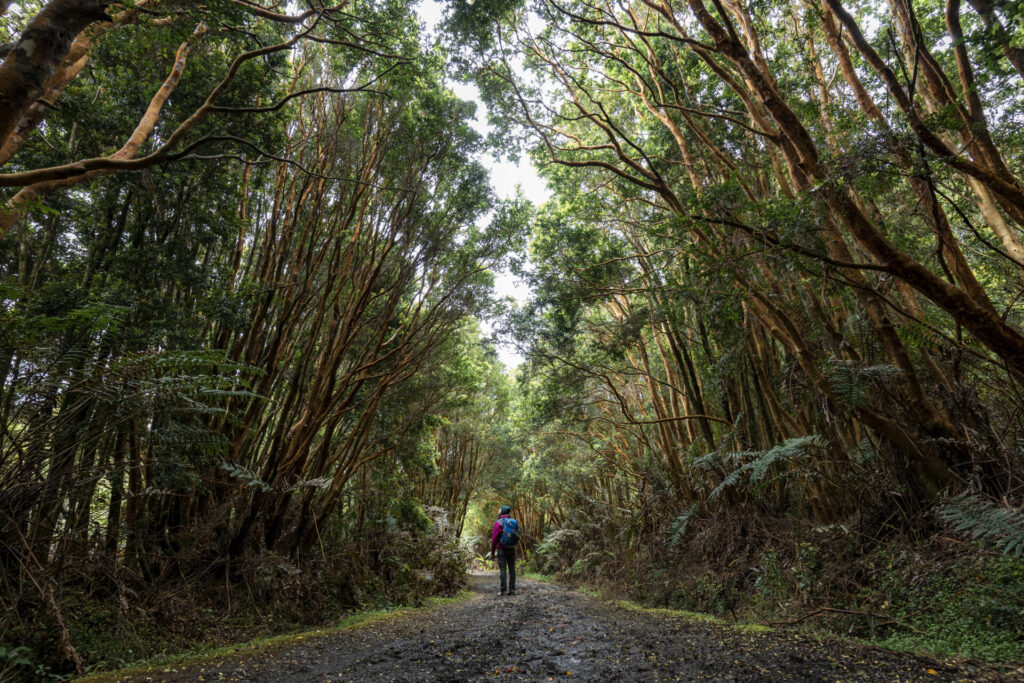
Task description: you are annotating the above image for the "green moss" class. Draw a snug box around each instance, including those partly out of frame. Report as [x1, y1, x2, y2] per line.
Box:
[614, 598, 769, 633]
[519, 570, 554, 583]
[617, 600, 720, 623]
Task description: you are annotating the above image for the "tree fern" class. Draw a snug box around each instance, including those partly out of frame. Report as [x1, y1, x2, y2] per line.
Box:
[748, 435, 825, 483]
[709, 466, 748, 500]
[707, 434, 825, 500]
[218, 461, 272, 492]
[289, 477, 332, 491]
[937, 493, 1024, 557]
[667, 504, 700, 549]
[693, 449, 757, 471]
[825, 361, 901, 409]
[849, 436, 876, 465]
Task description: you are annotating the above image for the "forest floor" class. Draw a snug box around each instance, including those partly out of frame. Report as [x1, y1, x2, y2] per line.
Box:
[85, 572, 1013, 682]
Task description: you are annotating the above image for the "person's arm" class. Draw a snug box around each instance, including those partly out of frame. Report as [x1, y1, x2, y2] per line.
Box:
[490, 520, 500, 557]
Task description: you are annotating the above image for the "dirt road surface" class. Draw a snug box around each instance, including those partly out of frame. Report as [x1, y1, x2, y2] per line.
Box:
[104, 573, 1005, 682]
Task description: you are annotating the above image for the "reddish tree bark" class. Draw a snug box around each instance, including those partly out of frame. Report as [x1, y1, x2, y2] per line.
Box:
[0, 0, 110, 151]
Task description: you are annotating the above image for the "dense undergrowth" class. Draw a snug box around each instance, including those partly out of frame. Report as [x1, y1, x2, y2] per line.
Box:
[529, 514, 1024, 665]
[0, 500, 469, 681]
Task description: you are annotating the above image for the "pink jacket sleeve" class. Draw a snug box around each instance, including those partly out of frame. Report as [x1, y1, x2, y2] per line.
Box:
[491, 519, 502, 552]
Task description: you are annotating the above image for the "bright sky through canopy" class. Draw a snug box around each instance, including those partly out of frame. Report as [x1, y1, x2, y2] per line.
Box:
[417, 0, 550, 369]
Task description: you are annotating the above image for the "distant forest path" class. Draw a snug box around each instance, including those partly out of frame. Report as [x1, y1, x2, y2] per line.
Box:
[97, 573, 1001, 682]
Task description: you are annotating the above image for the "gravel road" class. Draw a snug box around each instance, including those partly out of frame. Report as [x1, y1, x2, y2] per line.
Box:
[102, 572, 1005, 682]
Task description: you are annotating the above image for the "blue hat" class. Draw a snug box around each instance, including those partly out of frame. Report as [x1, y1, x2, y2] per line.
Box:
[500, 505, 511, 515]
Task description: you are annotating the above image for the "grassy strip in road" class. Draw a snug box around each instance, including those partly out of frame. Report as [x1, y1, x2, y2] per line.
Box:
[78, 591, 472, 682]
[613, 599, 772, 633]
[522, 570, 769, 633]
[519, 571, 600, 597]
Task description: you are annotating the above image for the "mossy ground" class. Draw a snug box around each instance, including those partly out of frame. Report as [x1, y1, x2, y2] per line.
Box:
[614, 598, 772, 633]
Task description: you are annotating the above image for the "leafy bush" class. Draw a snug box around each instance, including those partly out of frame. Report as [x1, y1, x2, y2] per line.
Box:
[871, 553, 1024, 663]
[0, 645, 64, 681]
[533, 529, 586, 575]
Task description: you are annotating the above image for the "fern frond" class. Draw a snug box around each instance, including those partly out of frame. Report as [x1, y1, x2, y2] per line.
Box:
[825, 361, 901, 409]
[937, 493, 1024, 557]
[749, 434, 825, 482]
[219, 461, 273, 492]
[710, 467, 747, 500]
[707, 434, 824, 499]
[850, 436, 876, 465]
[667, 504, 700, 549]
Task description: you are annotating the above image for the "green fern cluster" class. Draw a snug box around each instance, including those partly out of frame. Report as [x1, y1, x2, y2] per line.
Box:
[937, 493, 1024, 557]
[825, 361, 901, 409]
[699, 434, 826, 501]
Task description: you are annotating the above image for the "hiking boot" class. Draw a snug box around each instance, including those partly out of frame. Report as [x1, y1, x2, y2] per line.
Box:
[499, 589, 506, 596]
[507, 589, 517, 596]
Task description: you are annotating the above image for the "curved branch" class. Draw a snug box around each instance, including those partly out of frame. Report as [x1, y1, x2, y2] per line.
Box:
[0, 19, 320, 188]
[208, 63, 402, 114]
[0, 22, 207, 236]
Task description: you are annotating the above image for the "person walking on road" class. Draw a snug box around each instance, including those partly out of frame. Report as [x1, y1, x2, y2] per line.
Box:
[490, 505, 521, 596]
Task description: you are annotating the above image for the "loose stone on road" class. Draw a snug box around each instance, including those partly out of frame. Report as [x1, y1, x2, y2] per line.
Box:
[107, 573, 1001, 681]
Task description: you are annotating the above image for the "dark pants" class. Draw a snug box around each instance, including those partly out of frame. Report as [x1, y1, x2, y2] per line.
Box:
[497, 547, 516, 592]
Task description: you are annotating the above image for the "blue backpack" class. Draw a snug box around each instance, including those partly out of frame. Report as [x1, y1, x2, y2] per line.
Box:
[499, 517, 521, 546]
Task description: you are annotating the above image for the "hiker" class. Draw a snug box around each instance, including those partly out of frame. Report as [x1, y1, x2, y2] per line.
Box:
[489, 504, 520, 596]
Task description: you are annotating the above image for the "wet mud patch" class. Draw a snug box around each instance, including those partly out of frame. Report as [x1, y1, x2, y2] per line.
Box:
[95, 573, 1009, 681]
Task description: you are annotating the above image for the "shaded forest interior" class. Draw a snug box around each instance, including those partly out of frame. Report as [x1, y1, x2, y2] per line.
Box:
[2, 0, 1024, 677]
